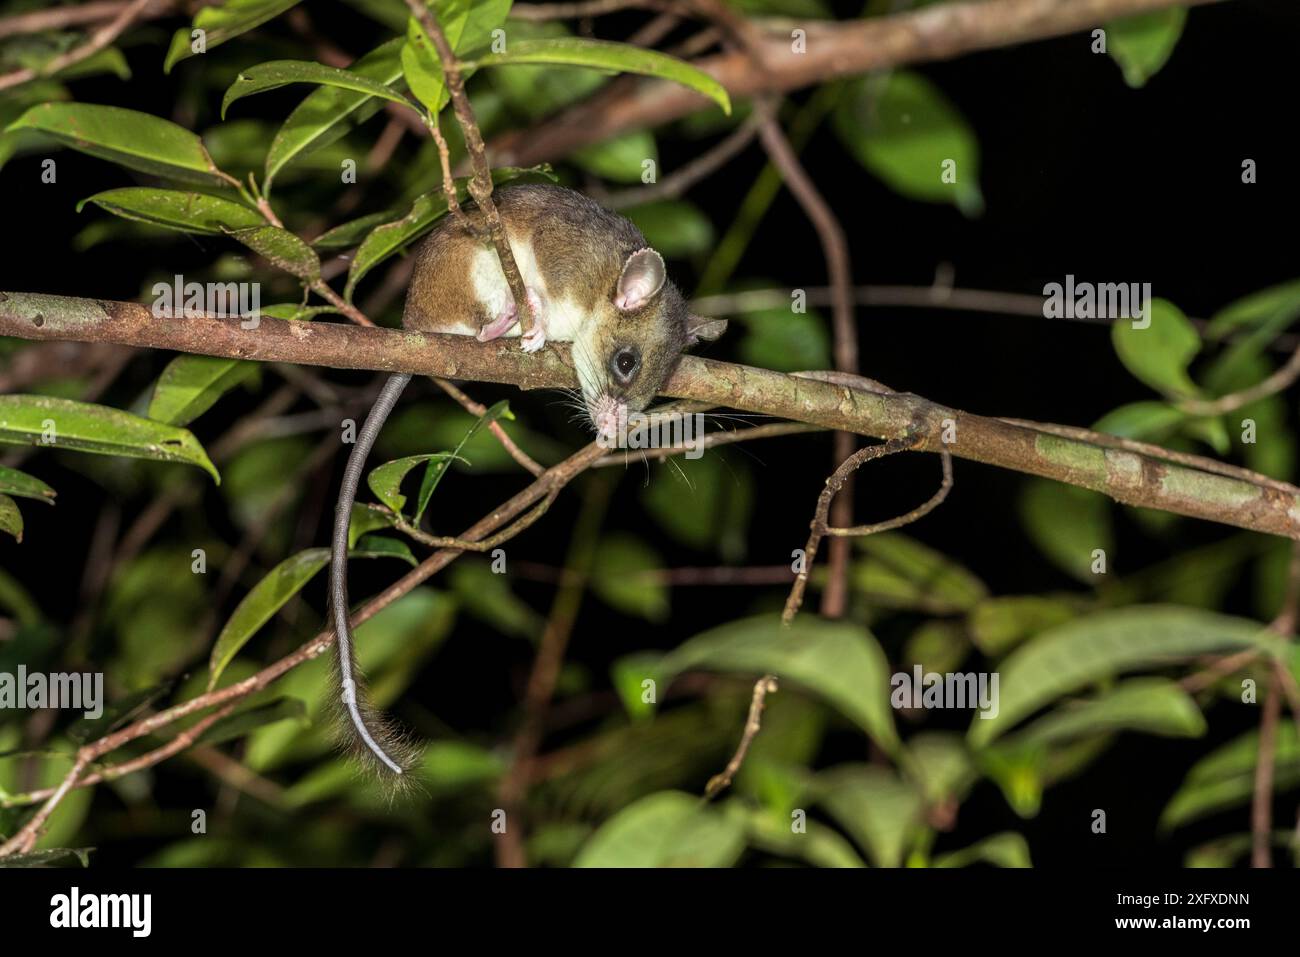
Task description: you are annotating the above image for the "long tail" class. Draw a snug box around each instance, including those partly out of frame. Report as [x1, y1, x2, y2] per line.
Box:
[329, 371, 415, 777]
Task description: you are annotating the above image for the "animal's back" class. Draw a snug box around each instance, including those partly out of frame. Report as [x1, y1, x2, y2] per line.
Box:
[402, 184, 647, 336]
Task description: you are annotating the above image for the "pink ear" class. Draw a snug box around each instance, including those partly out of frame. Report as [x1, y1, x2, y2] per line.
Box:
[615, 248, 666, 311]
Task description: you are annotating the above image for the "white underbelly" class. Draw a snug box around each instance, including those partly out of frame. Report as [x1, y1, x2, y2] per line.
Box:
[469, 242, 589, 341]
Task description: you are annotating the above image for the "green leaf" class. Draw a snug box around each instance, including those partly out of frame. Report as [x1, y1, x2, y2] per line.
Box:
[743, 807, 865, 868]
[467, 38, 731, 115]
[1092, 400, 1186, 441]
[0, 395, 219, 482]
[196, 696, 309, 746]
[1161, 724, 1300, 831]
[6, 103, 235, 187]
[904, 731, 976, 805]
[0, 494, 20, 542]
[1018, 479, 1113, 583]
[77, 188, 264, 236]
[223, 60, 416, 120]
[573, 791, 745, 867]
[1105, 9, 1187, 88]
[347, 502, 396, 548]
[969, 606, 1277, 747]
[402, 0, 512, 115]
[641, 453, 752, 561]
[367, 453, 463, 515]
[853, 532, 988, 614]
[622, 200, 714, 258]
[226, 225, 321, 281]
[447, 560, 543, 639]
[816, 765, 923, 867]
[1008, 678, 1205, 746]
[311, 209, 400, 249]
[351, 534, 417, 566]
[968, 595, 1079, 656]
[418, 740, 505, 792]
[148, 355, 258, 426]
[934, 832, 1032, 868]
[1111, 298, 1202, 398]
[0, 466, 55, 505]
[591, 535, 668, 622]
[416, 399, 512, 522]
[207, 548, 331, 689]
[610, 652, 662, 722]
[165, 0, 304, 72]
[659, 614, 899, 752]
[572, 130, 658, 184]
[833, 71, 982, 215]
[265, 38, 404, 191]
[1203, 280, 1300, 394]
[0, 847, 92, 868]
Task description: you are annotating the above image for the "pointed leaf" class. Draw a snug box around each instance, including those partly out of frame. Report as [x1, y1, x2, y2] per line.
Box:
[6, 103, 234, 187]
[0, 494, 20, 542]
[78, 187, 264, 235]
[165, 0, 303, 72]
[0, 395, 219, 482]
[222, 60, 416, 118]
[149, 355, 258, 426]
[573, 791, 745, 867]
[226, 225, 320, 281]
[367, 452, 464, 515]
[0, 466, 55, 504]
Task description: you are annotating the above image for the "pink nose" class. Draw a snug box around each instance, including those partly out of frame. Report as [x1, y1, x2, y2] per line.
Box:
[595, 411, 618, 438]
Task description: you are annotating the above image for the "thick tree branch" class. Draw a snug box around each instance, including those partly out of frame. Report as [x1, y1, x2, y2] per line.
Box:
[3, 290, 1300, 540]
[492, 0, 1228, 167]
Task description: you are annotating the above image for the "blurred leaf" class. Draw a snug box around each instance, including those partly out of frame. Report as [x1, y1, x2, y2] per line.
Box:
[226, 225, 321, 281]
[1018, 479, 1113, 583]
[833, 71, 982, 215]
[468, 38, 731, 115]
[0, 568, 42, 625]
[968, 595, 1079, 656]
[743, 808, 865, 868]
[148, 355, 258, 427]
[660, 614, 898, 752]
[642, 453, 752, 561]
[0, 395, 219, 482]
[572, 130, 657, 184]
[6, 103, 233, 187]
[933, 832, 1031, 868]
[1008, 678, 1205, 746]
[490, 22, 605, 119]
[853, 532, 987, 614]
[1161, 724, 1300, 831]
[196, 696, 309, 746]
[447, 559, 542, 638]
[1203, 281, 1300, 389]
[1105, 9, 1187, 88]
[0, 466, 54, 505]
[77, 187, 264, 236]
[68, 681, 174, 745]
[574, 791, 745, 867]
[969, 606, 1277, 746]
[736, 305, 831, 372]
[418, 740, 505, 792]
[1092, 400, 1185, 441]
[223, 60, 414, 118]
[1111, 298, 1201, 398]
[904, 731, 976, 806]
[208, 548, 331, 689]
[0, 494, 20, 541]
[902, 620, 969, 676]
[622, 200, 714, 257]
[610, 653, 663, 722]
[816, 765, 923, 867]
[266, 37, 404, 190]
[165, 0, 303, 72]
[591, 535, 668, 622]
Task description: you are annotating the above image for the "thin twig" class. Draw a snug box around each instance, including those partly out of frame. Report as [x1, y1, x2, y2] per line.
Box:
[434, 379, 545, 475]
[704, 674, 778, 799]
[598, 116, 761, 209]
[0, 0, 152, 92]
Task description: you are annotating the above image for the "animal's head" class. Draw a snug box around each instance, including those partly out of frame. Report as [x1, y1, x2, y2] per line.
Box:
[575, 247, 727, 442]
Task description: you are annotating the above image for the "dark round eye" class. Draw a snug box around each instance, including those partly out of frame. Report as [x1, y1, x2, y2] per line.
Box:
[613, 348, 639, 380]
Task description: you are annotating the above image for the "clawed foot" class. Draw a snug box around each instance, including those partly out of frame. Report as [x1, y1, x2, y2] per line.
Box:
[476, 302, 517, 342]
[520, 288, 547, 353]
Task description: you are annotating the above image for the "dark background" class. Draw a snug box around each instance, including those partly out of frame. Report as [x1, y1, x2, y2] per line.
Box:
[1, 0, 1297, 866]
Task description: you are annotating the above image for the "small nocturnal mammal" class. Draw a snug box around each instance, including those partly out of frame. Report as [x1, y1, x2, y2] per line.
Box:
[329, 183, 727, 777]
